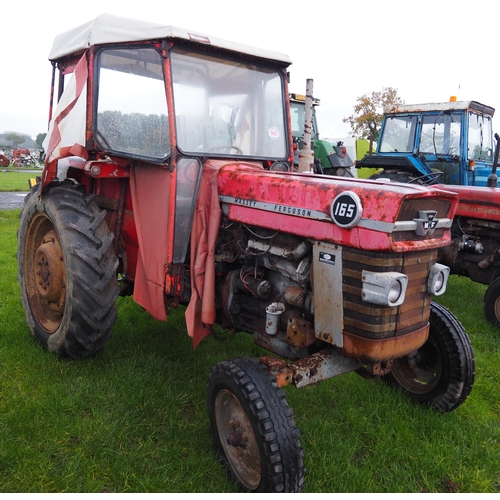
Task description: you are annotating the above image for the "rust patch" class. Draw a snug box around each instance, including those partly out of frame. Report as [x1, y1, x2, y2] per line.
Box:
[260, 356, 293, 388]
[287, 317, 316, 347]
[342, 324, 429, 363]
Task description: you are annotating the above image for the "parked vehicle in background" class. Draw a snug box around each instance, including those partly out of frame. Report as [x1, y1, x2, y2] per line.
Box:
[356, 98, 495, 186]
[290, 92, 354, 176]
[17, 15, 475, 492]
[356, 98, 500, 326]
[12, 148, 39, 167]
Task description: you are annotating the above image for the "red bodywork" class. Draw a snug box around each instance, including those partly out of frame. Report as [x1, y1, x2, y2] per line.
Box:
[219, 166, 457, 252]
[434, 184, 500, 222]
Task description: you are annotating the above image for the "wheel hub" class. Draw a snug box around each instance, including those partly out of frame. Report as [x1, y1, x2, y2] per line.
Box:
[215, 389, 261, 490]
[34, 230, 65, 310]
[25, 223, 67, 333]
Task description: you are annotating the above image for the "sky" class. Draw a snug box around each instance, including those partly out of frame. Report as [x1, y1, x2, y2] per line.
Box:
[1, 0, 499, 143]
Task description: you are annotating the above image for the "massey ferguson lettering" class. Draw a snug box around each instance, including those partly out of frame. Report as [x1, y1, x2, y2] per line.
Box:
[235, 198, 257, 207]
[273, 204, 312, 217]
[219, 195, 325, 220]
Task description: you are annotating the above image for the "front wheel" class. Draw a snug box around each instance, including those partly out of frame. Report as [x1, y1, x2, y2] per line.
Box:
[17, 181, 119, 359]
[483, 277, 500, 327]
[207, 357, 305, 492]
[383, 302, 475, 412]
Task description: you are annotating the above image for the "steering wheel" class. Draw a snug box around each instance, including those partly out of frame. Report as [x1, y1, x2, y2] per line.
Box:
[408, 171, 443, 185]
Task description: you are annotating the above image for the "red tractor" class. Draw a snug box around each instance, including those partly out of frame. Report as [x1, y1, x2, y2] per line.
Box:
[18, 14, 475, 492]
[435, 182, 500, 326]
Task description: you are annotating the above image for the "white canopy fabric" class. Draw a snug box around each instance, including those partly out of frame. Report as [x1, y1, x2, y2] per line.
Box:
[48, 13, 292, 65]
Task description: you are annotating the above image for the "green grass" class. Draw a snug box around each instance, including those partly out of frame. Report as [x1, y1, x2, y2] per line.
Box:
[1, 208, 499, 492]
[0, 171, 41, 192]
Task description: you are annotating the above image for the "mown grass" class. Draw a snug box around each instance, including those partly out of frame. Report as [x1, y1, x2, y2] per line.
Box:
[1, 208, 499, 493]
[0, 171, 40, 192]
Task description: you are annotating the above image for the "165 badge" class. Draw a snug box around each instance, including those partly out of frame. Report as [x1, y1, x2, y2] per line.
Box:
[331, 191, 362, 228]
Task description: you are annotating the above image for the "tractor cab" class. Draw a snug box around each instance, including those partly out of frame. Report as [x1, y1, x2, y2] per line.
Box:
[356, 99, 495, 186]
[43, 14, 293, 186]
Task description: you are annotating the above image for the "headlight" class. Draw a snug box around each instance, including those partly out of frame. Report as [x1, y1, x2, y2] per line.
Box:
[427, 263, 450, 296]
[362, 271, 408, 307]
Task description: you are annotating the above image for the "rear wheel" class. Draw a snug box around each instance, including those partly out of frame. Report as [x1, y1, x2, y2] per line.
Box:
[207, 357, 305, 492]
[483, 277, 500, 327]
[383, 302, 475, 412]
[17, 181, 119, 359]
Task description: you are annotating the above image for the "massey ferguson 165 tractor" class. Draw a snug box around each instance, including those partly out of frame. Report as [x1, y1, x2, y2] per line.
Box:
[18, 14, 475, 492]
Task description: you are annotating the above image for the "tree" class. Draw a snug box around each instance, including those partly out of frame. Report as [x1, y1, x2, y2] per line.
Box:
[36, 133, 47, 149]
[343, 87, 404, 142]
[5, 132, 27, 149]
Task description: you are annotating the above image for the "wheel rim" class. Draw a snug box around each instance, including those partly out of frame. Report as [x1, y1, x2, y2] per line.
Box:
[390, 335, 442, 394]
[24, 214, 66, 333]
[215, 389, 261, 490]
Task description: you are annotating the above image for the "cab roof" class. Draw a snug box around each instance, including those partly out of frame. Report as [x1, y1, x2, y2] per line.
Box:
[48, 13, 293, 65]
[383, 100, 495, 117]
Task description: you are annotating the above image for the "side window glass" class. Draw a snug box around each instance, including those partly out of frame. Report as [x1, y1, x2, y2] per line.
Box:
[173, 158, 202, 263]
[96, 47, 170, 160]
[468, 113, 493, 161]
[379, 116, 417, 153]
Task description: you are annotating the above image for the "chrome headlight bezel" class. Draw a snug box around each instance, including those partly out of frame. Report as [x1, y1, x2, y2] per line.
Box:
[427, 263, 450, 296]
[361, 271, 408, 307]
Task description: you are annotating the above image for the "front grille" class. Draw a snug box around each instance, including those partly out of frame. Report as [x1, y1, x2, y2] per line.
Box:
[342, 247, 436, 339]
[392, 198, 451, 242]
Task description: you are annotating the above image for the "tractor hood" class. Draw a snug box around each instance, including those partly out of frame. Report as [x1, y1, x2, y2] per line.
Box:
[217, 164, 458, 252]
[434, 184, 500, 223]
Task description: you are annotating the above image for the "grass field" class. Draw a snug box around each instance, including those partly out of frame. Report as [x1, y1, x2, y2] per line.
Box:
[1, 205, 499, 493]
[0, 171, 40, 192]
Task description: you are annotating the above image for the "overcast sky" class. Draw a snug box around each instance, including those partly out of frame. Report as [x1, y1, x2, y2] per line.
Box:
[1, 0, 499, 143]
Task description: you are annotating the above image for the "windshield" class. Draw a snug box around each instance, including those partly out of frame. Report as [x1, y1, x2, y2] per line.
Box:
[171, 49, 287, 159]
[290, 100, 318, 140]
[379, 115, 417, 153]
[468, 113, 493, 161]
[419, 113, 461, 155]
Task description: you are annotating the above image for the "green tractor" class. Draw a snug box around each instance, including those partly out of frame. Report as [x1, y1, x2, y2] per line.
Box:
[290, 92, 354, 176]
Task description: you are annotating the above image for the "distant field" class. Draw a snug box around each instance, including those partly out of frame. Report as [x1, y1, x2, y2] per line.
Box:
[0, 171, 40, 191]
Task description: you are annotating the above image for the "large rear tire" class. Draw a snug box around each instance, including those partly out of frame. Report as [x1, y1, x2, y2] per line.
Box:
[383, 302, 475, 412]
[207, 357, 305, 492]
[17, 181, 119, 359]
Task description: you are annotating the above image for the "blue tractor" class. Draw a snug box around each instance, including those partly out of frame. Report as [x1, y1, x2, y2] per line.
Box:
[356, 99, 496, 186]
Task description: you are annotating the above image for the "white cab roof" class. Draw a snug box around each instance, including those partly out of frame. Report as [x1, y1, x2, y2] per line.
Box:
[48, 13, 292, 65]
[384, 100, 495, 116]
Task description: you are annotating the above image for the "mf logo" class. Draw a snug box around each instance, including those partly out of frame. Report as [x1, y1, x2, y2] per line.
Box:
[414, 210, 438, 236]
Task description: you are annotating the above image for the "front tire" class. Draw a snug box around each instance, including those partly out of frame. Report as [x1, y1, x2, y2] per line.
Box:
[483, 277, 500, 327]
[17, 181, 119, 359]
[207, 357, 305, 492]
[383, 302, 475, 412]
